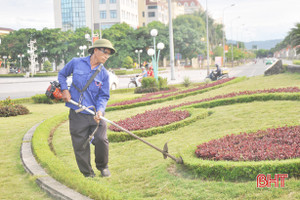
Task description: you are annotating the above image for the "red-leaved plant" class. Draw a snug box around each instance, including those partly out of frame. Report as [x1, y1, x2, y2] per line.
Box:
[195, 125, 300, 161]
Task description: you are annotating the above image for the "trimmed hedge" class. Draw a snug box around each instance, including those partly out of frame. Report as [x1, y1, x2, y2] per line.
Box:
[32, 112, 121, 200]
[182, 92, 300, 110]
[108, 108, 210, 142]
[180, 93, 300, 180]
[181, 141, 300, 181]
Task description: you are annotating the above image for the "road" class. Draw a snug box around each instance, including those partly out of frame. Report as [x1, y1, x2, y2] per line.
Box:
[0, 59, 281, 100]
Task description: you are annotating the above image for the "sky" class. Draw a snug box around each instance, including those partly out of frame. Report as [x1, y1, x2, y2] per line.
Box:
[0, 0, 299, 42]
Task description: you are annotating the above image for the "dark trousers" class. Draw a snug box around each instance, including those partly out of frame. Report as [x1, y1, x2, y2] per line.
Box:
[69, 109, 109, 177]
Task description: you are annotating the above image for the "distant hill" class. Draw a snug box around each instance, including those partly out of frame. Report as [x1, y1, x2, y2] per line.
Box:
[228, 39, 283, 50]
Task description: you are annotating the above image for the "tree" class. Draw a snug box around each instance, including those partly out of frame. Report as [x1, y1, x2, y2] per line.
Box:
[102, 23, 135, 68]
[122, 56, 133, 69]
[173, 15, 206, 64]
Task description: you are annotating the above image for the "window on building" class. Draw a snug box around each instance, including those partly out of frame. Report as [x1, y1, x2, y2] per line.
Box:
[100, 11, 107, 19]
[110, 10, 117, 18]
[148, 6, 157, 9]
[100, 0, 106, 4]
[184, 2, 188, 7]
[191, 2, 195, 6]
[110, 0, 116, 3]
[142, 11, 145, 17]
[148, 12, 155, 17]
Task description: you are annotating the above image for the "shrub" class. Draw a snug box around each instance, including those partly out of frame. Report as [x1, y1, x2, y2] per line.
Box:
[43, 60, 52, 72]
[0, 104, 29, 117]
[293, 60, 300, 65]
[32, 94, 63, 104]
[158, 76, 169, 90]
[0, 97, 14, 106]
[182, 76, 192, 87]
[141, 77, 158, 88]
[134, 87, 159, 93]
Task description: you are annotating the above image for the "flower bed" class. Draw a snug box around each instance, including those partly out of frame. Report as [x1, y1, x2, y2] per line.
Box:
[108, 78, 236, 107]
[109, 108, 190, 131]
[110, 87, 300, 132]
[195, 125, 300, 161]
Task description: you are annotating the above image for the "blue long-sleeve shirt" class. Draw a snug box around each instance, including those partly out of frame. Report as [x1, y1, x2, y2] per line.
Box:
[58, 56, 110, 115]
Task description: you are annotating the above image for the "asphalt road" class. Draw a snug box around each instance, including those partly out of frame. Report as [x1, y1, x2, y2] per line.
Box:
[0, 59, 276, 100]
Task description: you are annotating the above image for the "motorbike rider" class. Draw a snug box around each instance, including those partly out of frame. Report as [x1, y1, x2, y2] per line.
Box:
[215, 64, 222, 77]
[138, 66, 148, 83]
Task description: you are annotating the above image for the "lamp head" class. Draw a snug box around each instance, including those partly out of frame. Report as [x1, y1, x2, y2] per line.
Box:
[147, 48, 155, 56]
[150, 29, 158, 37]
[157, 42, 164, 50]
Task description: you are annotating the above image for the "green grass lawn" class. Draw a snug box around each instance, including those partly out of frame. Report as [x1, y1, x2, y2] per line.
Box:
[1, 73, 300, 199]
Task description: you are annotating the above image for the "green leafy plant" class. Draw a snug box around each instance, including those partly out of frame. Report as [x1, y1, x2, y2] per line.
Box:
[158, 76, 169, 90]
[0, 97, 29, 117]
[182, 76, 192, 87]
[43, 60, 52, 73]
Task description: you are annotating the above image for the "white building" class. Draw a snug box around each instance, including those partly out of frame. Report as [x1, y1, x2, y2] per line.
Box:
[53, 0, 139, 31]
[176, 0, 203, 14]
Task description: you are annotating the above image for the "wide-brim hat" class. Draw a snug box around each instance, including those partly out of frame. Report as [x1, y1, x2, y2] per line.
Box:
[88, 39, 116, 55]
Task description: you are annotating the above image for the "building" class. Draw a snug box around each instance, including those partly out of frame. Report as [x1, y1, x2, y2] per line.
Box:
[176, 0, 203, 14]
[141, 0, 184, 27]
[0, 27, 14, 36]
[137, 0, 147, 28]
[53, 0, 201, 31]
[53, 0, 139, 31]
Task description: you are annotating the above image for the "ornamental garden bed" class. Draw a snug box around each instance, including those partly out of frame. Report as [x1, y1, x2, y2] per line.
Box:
[195, 125, 300, 161]
[106, 77, 244, 111]
[108, 87, 300, 142]
[31, 73, 300, 199]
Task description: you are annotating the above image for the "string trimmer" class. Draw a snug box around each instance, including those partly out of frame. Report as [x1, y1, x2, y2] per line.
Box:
[46, 81, 183, 164]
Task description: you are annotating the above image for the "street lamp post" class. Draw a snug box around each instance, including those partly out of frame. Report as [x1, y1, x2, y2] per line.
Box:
[167, 0, 175, 80]
[18, 54, 25, 72]
[231, 16, 240, 67]
[2, 56, 7, 68]
[205, 0, 210, 75]
[79, 45, 87, 57]
[135, 49, 143, 68]
[222, 4, 235, 67]
[148, 29, 164, 80]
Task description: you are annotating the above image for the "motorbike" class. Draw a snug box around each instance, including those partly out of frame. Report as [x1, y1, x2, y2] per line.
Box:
[205, 69, 229, 81]
[128, 75, 141, 88]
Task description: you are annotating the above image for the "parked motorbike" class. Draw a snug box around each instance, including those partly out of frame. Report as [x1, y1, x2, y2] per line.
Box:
[205, 69, 229, 81]
[128, 75, 141, 88]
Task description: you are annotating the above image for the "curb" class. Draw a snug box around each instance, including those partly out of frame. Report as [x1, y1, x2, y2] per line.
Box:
[21, 122, 92, 200]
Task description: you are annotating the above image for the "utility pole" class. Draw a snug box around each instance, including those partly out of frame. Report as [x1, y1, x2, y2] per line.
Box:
[168, 0, 175, 80]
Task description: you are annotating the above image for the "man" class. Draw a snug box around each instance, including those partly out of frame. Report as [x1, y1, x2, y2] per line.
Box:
[58, 39, 116, 178]
[138, 66, 147, 83]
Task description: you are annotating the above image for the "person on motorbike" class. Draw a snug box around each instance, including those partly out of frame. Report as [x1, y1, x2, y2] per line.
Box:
[215, 64, 222, 77]
[138, 67, 147, 83]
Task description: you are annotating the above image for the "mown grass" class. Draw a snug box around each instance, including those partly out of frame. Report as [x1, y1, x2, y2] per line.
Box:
[1, 73, 300, 199]
[50, 73, 300, 199]
[0, 103, 67, 200]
